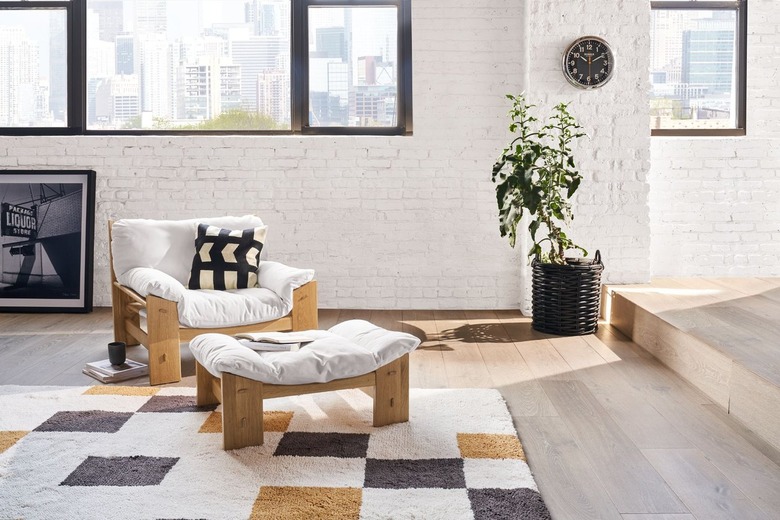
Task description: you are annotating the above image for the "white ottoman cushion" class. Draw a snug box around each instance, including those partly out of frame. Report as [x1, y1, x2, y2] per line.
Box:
[190, 320, 421, 385]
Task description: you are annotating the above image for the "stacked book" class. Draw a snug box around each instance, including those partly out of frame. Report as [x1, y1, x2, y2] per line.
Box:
[235, 332, 315, 352]
[82, 359, 149, 383]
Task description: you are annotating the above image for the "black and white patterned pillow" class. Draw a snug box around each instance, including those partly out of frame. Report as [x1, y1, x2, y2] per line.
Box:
[188, 224, 267, 290]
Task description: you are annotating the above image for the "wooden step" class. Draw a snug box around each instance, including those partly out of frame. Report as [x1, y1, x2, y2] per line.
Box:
[605, 278, 780, 454]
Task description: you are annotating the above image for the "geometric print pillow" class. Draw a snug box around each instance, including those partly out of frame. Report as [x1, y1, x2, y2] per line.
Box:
[187, 224, 267, 290]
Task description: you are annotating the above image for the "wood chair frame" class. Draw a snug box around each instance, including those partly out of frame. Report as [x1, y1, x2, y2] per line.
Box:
[195, 353, 410, 450]
[108, 221, 319, 386]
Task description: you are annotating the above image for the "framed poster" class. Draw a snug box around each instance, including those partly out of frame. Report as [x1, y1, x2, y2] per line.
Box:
[0, 170, 95, 313]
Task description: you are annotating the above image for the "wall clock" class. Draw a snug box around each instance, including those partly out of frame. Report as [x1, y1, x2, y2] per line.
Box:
[562, 36, 614, 89]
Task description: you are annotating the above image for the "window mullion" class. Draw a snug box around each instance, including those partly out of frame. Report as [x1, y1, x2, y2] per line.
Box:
[291, 0, 308, 133]
[70, 0, 85, 133]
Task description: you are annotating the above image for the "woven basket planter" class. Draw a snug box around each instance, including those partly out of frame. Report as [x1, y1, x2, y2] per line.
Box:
[531, 250, 604, 336]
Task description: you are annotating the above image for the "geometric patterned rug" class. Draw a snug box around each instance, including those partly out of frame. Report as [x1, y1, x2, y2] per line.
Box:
[0, 385, 551, 519]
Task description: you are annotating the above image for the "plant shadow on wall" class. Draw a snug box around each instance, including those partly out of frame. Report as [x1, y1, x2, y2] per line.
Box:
[491, 94, 604, 336]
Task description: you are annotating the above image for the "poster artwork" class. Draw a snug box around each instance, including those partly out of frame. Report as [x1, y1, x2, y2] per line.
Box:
[1, 203, 38, 239]
[0, 171, 95, 312]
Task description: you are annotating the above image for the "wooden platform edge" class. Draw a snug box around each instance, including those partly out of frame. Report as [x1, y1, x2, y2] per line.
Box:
[605, 286, 780, 453]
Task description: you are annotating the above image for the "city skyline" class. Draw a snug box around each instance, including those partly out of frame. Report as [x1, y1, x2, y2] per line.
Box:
[650, 8, 737, 129]
[1, 0, 399, 129]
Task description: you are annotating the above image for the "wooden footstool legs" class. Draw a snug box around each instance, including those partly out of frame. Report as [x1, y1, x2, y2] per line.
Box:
[196, 354, 410, 450]
[373, 354, 409, 427]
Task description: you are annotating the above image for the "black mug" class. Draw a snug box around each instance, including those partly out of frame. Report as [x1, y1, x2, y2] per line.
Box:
[108, 341, 126, 366]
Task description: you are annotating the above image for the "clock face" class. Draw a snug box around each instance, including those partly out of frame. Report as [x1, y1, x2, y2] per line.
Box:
[562, 37, 614, 89]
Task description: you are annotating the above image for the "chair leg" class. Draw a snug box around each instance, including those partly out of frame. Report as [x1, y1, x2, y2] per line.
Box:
[146, 295, 182, 386]
[111, 284, 140, 346]
[221, 372, 264, 450]
[291, 280, 318, 330]
[196, 362, 221, 406]
[373, 354, 409, 427]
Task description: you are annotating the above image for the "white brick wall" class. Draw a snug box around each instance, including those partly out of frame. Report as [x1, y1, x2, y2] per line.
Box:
[650, 0, 780, 276]
[522, 1, 652, 310]
[0, 0, 654, 310]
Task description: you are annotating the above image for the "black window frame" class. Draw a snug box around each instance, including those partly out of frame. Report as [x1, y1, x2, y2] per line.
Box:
[0, 0, 412, 136]
[294, 0, 412, 136]
[0, 0, 83, 136]
[650, 0, 747, 137]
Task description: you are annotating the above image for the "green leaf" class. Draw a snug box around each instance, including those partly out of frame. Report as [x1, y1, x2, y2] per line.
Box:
[529, 219, 540, 240]
[567, 177, 581, 198]
[492, 160, 505, 177]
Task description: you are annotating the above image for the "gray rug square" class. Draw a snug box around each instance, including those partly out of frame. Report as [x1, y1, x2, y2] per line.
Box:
[468, 488, 552, 520]
[364, 458, 466, 489]
[33, 411, 133, 433]
[273, 431, 370, 458]
[61, 455, 179, 487]
[137, 395, 217, 413]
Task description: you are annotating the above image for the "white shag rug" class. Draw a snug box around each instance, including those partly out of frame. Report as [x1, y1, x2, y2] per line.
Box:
[0, 386, 550, 520]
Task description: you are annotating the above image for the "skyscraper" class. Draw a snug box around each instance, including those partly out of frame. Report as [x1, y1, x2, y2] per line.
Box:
[181, 57, 241, 121]
[315, 27, 346, 60]
[49, 14, 68, 123]
[0, 28, 40, 126]
[95, 74, 140, 125]
[230, 36, 287, 111]
[245, 0, 290, 37]
[116, 34, 134, 75]
[135, 0, 167, 35]
[89, 0, 124, 43]
[257, 69, 290, 124]
[139, 35, 173, 119]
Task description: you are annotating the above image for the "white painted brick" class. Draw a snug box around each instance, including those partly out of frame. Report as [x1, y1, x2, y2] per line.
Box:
[0, 0, 661, 310]
[650, 0, 780, 277]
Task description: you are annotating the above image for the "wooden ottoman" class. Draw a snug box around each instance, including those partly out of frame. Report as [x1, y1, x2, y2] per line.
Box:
[189, 320, 421, 450]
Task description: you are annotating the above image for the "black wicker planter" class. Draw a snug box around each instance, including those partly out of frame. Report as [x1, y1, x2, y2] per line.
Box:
[531, 251, 604, 336]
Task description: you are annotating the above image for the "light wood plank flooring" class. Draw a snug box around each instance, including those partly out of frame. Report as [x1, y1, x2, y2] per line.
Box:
[1, 309, 779, 520]
[607, 278, 780, 454]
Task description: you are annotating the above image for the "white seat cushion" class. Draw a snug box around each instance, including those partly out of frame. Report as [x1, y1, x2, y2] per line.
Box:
[118, 264, 313, 328]
[190, 320, 421, 385]
[177, 287, 289, 329]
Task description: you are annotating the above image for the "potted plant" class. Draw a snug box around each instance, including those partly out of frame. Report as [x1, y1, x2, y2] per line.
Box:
[491, 93, 603, 335]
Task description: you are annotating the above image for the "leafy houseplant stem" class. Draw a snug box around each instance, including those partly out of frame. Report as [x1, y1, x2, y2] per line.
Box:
[491, 94, 587, 264]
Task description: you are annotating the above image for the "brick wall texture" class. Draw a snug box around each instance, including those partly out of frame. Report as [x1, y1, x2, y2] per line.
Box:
[650, 0, 780, 276]
[0, 0, 773, 308]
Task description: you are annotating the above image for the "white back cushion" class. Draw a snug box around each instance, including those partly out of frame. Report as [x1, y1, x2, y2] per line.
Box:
[111, 215, 264, 284]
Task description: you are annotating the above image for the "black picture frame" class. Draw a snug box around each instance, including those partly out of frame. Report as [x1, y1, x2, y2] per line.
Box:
[0, 170, 95, 313]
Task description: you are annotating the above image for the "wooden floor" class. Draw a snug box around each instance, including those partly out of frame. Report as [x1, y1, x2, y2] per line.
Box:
[1, 308, 780, 520]
[607, 277, 780, 454]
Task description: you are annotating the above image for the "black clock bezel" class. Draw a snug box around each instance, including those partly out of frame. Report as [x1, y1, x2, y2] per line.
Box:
[562, 36, 615, 90]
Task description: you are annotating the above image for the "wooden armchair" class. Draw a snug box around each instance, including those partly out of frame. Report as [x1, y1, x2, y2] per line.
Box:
[108, 217, 318, 386]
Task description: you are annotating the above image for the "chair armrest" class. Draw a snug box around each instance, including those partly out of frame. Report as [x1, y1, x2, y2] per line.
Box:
[117, 267, 187, 303]
[257, 261, 315, 304]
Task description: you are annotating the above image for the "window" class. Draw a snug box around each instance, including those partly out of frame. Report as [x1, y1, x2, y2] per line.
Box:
[86, 0, 292, 131]
[0, 0, 411, 135]
[306, 4, 401, 130]
[650, 1, 747, 136]
[0, 1, 75, 130]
